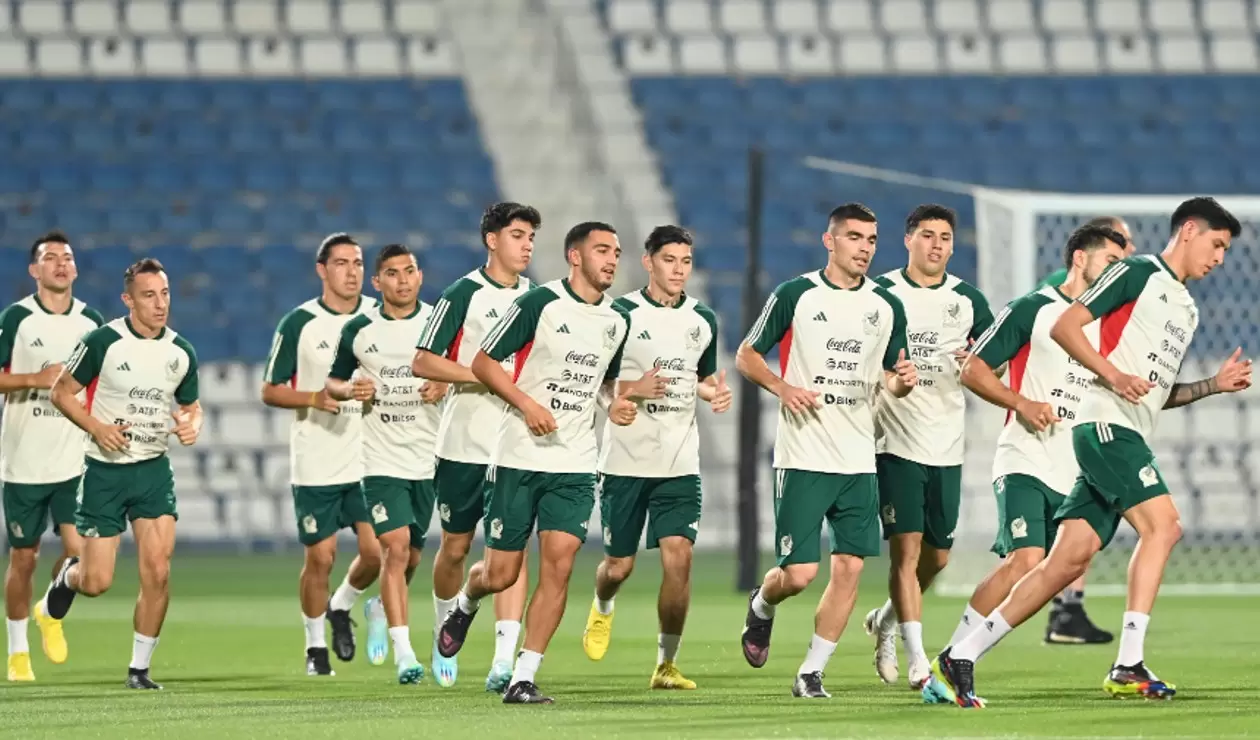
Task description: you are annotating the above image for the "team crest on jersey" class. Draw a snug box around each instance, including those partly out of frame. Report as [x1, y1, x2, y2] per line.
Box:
[686, 325, 703, 350]
[943, 302, 961, 327]
[490, 517, 504, 540]
[1139, 465, 1159, 487]
[166, 356, 181, 380]
[371, 503, 388, 524]
[302, 514, 318, 534]
[863, 311, 881, 336]
[1011, 516, 1027, 539]
[881, 504, 896, 525]
[603, 323, 618, 350]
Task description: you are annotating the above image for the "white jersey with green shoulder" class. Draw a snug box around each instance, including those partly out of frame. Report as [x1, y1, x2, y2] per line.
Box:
[744, 270, 909, 475]
[481, 278, 629, 474]
[598, 289, 719, 478]
[971, 285, 1101, 495]
[265, 296, 378, 486]
[65, 318, 198, 464]
[0, 295, 104, 483]
[328, 302, 439, 480]
[1075, 255, 1198, 440]
[871, 269, 995, 466]
[415, 268, 532, 465]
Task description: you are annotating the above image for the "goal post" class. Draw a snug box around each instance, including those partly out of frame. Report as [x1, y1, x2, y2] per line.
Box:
[802, 155, 1260, 596]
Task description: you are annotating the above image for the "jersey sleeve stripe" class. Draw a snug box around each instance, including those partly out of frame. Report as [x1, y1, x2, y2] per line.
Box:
[263, 331, 285, 381]
[417, 298, 450, 349]
[480, 303, 521, 352]
[1079, 263, 1129, 305]
[969, 305, 1012, 359]
[743, 294, 778, 347]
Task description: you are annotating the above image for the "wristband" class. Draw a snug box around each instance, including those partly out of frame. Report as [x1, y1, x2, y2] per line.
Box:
[310, 391, 319, 408]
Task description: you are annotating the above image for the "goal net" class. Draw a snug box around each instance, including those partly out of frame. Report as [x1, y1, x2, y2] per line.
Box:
[803, 156, 1260, 595]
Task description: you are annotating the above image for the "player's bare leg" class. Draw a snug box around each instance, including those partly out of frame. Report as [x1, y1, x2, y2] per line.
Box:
[378, 527, 422, 683]
[506, 530, 582, 703]
[742, 561, 816, 668]
[299, 535, 337, 675]
[584, 554, 633, 660]
[430, 529, 473, 686]
[50, 524, 84, 585]
[789, 554, 864, 698]
[128, 515, 174, 689]
[5, 544, 39, 680]
[486, 551, 528, 692]
[326, 523, 381, 664]
[870, 532, 947, 688]
[651, 537, 695, 688]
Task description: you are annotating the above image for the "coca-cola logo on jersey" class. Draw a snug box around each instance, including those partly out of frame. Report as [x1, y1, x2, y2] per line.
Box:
[379, 365, 413, 379]
[565, 351, 599, 367]
[128, 387, 165, 401]
[654, 357, 688, 372]
[826, 338, 863, 354]
[908, 330, 939, 345]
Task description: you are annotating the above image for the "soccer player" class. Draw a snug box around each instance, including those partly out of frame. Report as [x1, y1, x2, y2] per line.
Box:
[580, 225, 732, 689]
[926, 224, 1127, 695]
[1036, 215, 1134, 647]
[932, 197, 1249, 707]
[435, 221, 637, 704]
[40, 258, 200, 690]
[412, 202, 539, 690]
[262, 233, 382, 676]
[325, 244, 440, 684]
[863, 204, 994, 689]
[2, 232, 103, 681]
[737, 203, 918, 699]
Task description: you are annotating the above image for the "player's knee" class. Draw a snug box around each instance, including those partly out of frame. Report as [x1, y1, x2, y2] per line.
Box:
[438, 533, 472, 564]
[140, 559, 171, 593]
[659, 538, 693, 574]
[380, 537, 409, 572]
[1004, 548, 1043, 578]
[602, 556, 635, 584]
[890, 536, 922, 569]
[829, 553, 865, 580]
[779, 564, 818, 594]
[78, 566, 113, 597]
[303, 545, 336, 578]
[6, 547, 38, 576]
[483, 562, 522, 593]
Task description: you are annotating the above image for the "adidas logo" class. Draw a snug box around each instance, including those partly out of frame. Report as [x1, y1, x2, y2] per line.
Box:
[637, 330, 651, 340]
[317, 340, 330, 350]
[486, 308, 499, 319]
[365, 344, 379, 354]
[813, 311, 827, 322]
[116, 362, 131, 372]
[984, 620, 995, 632]
[29, 338, 43, 347]
[1125, 621, 1137, 630]
[557, 324, 571, 334]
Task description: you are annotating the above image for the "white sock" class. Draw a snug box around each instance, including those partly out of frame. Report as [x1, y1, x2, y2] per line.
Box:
[798, 633, 838, 675]
[751, 591, 776, 620]
[457, 589, 480, 614]
[899, 621, 926, 662]
[951, 611, 1012, 662]
[948, 604, 986, 648]
[304, 613, 327, 650]
[657, 633, 681, 664]
[876, 598, 898, 633]
[494, 620, 521, 664]
[130, 632, 158, 671]
[595, 592, 614, 616]
[433, 593, 458, 635]
[510, 648, 543, 685]
[389, 626, 414, 663]
[6, 618, 29, 655]
[329, 576, 364, 612]
[1116, 611, 1150, 667]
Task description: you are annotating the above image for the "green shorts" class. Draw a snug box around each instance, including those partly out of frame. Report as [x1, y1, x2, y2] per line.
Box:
[76, 456, 177, 538]
[434, 457, 488, 535]
[876, 453, 962, 550]
[597, 473, 702, 558]
[292, 481, 369, 547]
[4, 476, 81, 548]
[773, 469, 880, 566]
[990, 473, 1066, 557]
[1055, 423, 1170, 549]
[483, 465, 596, 552]
[363, 476, 436, 548]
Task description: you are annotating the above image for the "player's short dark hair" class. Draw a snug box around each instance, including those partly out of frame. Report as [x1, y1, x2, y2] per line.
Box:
[480, 202, 542, 248]
[905, 204, 956, 235]
[1082, 215, 1125, 231]
[29, 230, 70, 264]
[1170, 196, 1242, 237]
[316, 233, 358, 264]
[826, 203, 877, 230]
[564, 221, 617, 253]
[644, 225, 693, 255]
[1063, 224, 1128, 270]
[124, 258, 165, 289]
[374, 243, 414, 274]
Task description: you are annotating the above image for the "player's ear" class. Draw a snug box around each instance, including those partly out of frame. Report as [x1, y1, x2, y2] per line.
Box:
[315, 262, 328, 281]
[371, 274, 382, 293]
[641, 252, 652, 272]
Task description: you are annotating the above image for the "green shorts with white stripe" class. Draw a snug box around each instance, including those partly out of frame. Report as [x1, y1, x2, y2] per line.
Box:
[1055, 422, 1170, 549]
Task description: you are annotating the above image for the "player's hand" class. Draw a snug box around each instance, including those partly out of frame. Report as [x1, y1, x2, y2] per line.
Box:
[951, 339, 974, 368]
[91, 421, 130, 452]
[350, 377, 376, 402]
[30, 363, 63, 390]
[893, 349, 919, 388]
[1105, 371, 1154, 404]
[709, 369, 732, 414]
[777, 383, 821, 416]
[420, 381, 449, 404]
[1014, 398, 1061, 433]
[1215, 347, 1253, 393]
[522, 399, 558, 436]
[628, 367, 668, 400]
[608, 396, 637, 426]
[310, 389, 343, 413]
[170, 409, 200, 446]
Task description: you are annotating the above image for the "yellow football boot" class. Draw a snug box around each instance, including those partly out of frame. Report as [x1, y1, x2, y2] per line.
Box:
[7, 653, 35, 682]
[35, 601, 68, 664]
[650, 661, 696, 690]
[581, 601, 613, 661]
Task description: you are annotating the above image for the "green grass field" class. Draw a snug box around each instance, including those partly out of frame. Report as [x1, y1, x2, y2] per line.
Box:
[3, 549, 1258, 739]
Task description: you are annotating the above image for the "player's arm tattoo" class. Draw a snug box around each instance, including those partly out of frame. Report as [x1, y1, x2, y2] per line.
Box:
[1163, 378, 1218, 409]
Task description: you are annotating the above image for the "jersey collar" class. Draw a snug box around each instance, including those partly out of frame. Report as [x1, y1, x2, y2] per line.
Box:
[561, 278, 604, 306]
[899, 267, 947, 289]
[124, 317, 166, 340]
[317, 296, 362, 315]
[1049, 284, 1072, 303]
[380, 303, 421, 321]
[1154, 255, 1182, 282]
[639, 287, 685, 308]
[32, 293, 74, 315]
[479, 266, 520, 290]
[818, 269, 864, 291]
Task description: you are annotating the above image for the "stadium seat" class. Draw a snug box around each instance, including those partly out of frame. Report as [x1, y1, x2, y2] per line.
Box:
[340, 0, 386, 33]
[234, 0, 281, 33]
[1147, 0, 1196, 32]
[717, 0, 767, 33]
[125, 0, 173, 33]
[665, 0, 714, 33]
[772, 0, 820, 32]
[179, 0, 227, 33]
[1156, 34, 1207, 71]
[933, 0, 981, 32]
[825, 0, 874, 33]
[986, 0, 1035, 32]
[879, 0, 926, 33]
[73, 0, 121, 34]
[1201, 0, 1250, 33]
[288, 0, 334, 34]
[394, 0, 443, 33]
[19, 0, 67, 35]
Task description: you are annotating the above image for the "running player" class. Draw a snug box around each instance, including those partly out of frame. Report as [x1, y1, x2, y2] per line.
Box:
[326, 244, 440, 683]
[924, 223, 1127, 699]
[737, 203, 918, 698]
[2, 232, 103, 681]
[863, 204, 994, 689]
[580, 225, 731, 689]
[40, 258, 200, 690]
[435, 221, 636, 704]
[933, 197, 1249, 706]
[261, 233, 381, 676]
[412, 202, 539, 690]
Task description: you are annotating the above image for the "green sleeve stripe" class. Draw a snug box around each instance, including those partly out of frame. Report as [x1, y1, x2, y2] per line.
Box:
[0, 304, 33, 368]
[416, 296, 453, 350]
[264, 308, 315, 385]
[81, 306, 106, 327]
[1078, 261, 1131, 305]
[873, 286, 908, 371]
[694, 302, 719, 378]
[970, 305, 1013, 360]
[329, 314, 370, 380]
[67, 326, 122, 387]
[952, 280, 995, 340]
[172, 335, 200, 404]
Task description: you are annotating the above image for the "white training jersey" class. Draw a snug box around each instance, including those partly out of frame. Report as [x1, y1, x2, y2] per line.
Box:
[415, 268, 532, 465]
[744, 270, 909, 475]
[265, 296, 377, 486]
[1075, 255, 1198, 441]
[0, 296, 104, 483]
[481, 278, 629, 474]
[872, 269, 994, 466]
[971, 285, 1101, 495]
[329, 302, 440, 480]
[598, 289, 719, 478]
[66, 317, 199, 464]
